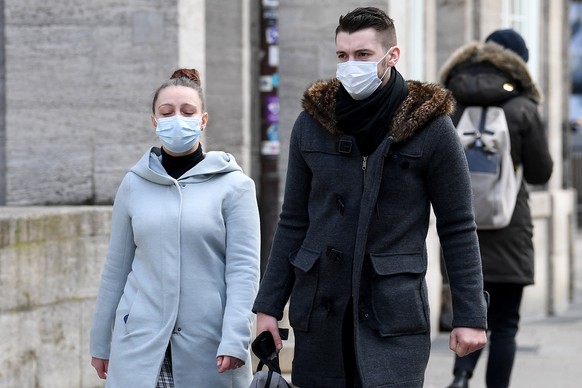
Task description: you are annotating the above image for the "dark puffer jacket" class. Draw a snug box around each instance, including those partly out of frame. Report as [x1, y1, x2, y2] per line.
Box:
[253, 78, 488, 388]
[440, 42, 554, 285]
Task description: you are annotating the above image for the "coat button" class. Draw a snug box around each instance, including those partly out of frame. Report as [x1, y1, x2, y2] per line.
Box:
[326, 248, 343, 263]
[360, 305, 370, 320]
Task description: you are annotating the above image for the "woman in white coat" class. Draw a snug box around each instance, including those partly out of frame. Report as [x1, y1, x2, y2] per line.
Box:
[90, 68, 261, 388]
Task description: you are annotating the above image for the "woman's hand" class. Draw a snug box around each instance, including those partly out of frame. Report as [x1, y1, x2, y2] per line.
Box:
[216, 355, 245, 373]
[91, 357, 109, 379]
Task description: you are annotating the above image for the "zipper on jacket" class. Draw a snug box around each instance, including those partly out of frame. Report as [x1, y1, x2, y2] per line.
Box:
[362, 156, 368, 190]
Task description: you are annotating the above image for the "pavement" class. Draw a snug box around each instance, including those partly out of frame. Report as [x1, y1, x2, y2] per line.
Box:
[424, 231, 582, 388]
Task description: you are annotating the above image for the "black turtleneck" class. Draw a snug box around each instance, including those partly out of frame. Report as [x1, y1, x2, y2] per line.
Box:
[161, 145, 205, 179]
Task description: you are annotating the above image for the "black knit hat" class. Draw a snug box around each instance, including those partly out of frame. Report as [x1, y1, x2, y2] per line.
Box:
[485, 28, 529, 63]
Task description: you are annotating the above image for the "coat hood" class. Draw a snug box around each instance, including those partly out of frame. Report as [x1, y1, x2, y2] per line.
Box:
[130, 147, 243, 185]
[439, 41, 542, 104]
[301, 78, 455, 144]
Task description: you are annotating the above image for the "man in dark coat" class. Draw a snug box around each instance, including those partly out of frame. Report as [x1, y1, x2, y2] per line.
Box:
[253, 7, 488, 388]
[440, 29, 553, 388]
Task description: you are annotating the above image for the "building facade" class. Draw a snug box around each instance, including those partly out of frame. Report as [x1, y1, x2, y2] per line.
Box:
[0, 0, 576, 386]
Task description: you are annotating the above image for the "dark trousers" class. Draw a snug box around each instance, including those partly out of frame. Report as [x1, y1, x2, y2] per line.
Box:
[453, 282, 524, 388]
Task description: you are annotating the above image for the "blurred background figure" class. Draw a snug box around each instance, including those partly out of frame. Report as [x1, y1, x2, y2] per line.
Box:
[439, 29, 553, 388]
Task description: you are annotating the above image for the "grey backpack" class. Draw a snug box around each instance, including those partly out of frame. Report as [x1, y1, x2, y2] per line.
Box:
[249, 369, 291, 388]
[455, 106, 522, 229]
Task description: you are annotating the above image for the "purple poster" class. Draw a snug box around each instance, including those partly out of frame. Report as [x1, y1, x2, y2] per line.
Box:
[265, 95, 279, 124]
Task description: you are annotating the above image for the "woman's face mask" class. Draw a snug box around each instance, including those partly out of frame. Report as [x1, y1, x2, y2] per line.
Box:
[155, 115, 202, 153]
[336, 47, 394, 100]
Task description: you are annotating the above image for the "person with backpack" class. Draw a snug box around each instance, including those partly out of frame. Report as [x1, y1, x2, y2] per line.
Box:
[440, 29, 554, 388]
[252, 7, 488, 388]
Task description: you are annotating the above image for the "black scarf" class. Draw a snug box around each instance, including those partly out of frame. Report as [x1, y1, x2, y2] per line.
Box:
[161, 144, 205, 179]
[336, 68, 409, 156]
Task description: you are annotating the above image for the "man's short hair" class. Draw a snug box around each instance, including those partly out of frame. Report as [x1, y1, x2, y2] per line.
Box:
[335, 7, 397, 48]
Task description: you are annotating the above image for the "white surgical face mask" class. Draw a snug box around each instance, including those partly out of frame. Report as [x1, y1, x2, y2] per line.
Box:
[336, 48, 393, 100]
[155, 115, 202, 153]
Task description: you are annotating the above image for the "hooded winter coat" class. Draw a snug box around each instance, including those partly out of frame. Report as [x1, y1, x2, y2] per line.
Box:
[440, 42, 553, 285]
[90, 147, 260, 388]
[253, 79, 488, 388]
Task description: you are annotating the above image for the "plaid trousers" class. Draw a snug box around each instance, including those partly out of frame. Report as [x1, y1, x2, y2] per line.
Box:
[157, 345, 174, 388]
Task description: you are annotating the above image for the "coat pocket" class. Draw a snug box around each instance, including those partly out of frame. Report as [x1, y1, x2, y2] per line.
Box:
[122, 288, 143, 333]
[288, 246, 320, 332]
[121, 288, 161, 334]
[368, 253, 429, 337]
[115, 287, 138, 334]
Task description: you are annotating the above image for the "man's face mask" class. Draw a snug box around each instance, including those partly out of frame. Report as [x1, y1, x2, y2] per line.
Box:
[155, 115, 202, 153]
[336, 47, 394, 100]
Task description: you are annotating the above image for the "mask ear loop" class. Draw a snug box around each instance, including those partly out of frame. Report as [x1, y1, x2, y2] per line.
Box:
[378, 47, 394, 81]
[379, 65, 390, 81]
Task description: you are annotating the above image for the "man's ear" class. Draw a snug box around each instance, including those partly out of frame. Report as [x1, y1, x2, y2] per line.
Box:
[388, 46, 400, 67]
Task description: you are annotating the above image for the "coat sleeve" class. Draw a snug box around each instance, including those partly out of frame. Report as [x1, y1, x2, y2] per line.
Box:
[90, 174, 136, 359]
[425, 116, 488, 329]
[252, 112, 313, 320]
[217, 175, 261, 360]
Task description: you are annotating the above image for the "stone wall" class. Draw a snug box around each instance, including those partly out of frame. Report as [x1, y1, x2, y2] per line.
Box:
[1, 0, 258, 206]
[0, 207, 111, 387]
[3, 0, 178, 205]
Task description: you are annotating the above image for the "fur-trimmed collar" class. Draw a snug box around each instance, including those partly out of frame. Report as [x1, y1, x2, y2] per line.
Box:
[439, 41, 542, 104]
[301, 79, 455, 144]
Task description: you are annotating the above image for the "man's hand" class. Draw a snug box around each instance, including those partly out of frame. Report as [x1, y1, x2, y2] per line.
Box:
[449, 327, 487, 357]
[256, 312, 283, 352]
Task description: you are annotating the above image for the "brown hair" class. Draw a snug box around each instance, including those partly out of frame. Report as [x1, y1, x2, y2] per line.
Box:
[151, 68, 205, 113]
[335, 7, 397, 49]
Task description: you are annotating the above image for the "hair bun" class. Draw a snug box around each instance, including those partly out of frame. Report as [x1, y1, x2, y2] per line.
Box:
[170, 68, 201, 85]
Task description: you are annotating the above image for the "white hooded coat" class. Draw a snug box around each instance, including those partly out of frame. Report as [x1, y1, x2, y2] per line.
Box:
[90, 147, 260, 388]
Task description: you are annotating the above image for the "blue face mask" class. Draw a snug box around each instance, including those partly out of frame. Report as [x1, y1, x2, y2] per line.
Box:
[155, 115, 202, 153]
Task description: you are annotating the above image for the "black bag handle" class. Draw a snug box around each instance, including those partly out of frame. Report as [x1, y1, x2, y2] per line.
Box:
[251, 328, 289, 376]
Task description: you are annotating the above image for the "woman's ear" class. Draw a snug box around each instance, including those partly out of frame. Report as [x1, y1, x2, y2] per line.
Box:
[151, 115, 157, 129]
[201, 112, 209, 130]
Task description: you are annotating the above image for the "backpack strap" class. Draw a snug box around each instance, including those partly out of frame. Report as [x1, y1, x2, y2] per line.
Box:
[265, 369, 273, 387]
[255, 360, 292, 388]
[478, 107, 487, 134]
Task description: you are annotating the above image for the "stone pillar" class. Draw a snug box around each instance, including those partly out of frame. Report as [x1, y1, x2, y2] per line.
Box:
[202, 0, 259, 177]
[0, 0, 6, 205]
[544, 0, 569, 191]
[436, 0, 472, 70]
